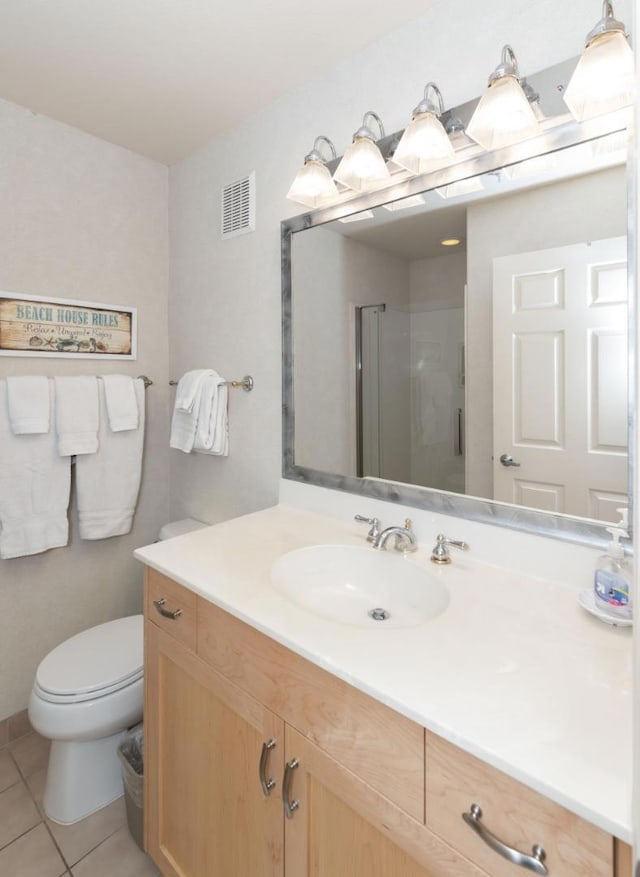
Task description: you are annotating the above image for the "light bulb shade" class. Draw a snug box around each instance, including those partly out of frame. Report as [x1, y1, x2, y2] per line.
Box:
[502, 152, 556, 180]
[333, 137, 390, 192]
[435, 177, 484, 199]
[466, 75, 541, 151]
[286, 159, 339, 208]
[563, 31, 634, 122]
[392, 113, 455, 175]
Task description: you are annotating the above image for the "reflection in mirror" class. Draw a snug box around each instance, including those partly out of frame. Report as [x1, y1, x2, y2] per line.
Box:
[291, 132, 628, 525]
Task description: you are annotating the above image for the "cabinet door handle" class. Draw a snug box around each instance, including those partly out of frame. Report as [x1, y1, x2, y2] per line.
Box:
[462, 804, 548, 875]
[282, 758, 300, 819]
[153, 598, 183, 620]
[259, 739, 276, 797]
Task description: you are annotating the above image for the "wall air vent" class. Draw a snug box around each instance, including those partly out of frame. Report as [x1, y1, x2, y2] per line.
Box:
[221, 172, 256, 240]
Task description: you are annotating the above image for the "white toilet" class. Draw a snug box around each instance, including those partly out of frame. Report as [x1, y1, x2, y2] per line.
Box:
[28, 518, 207, 825]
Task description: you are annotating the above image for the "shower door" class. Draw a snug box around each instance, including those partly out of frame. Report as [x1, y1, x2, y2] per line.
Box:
[355, 304, 411, 483]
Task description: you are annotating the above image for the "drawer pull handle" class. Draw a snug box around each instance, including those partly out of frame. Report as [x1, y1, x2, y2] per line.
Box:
[259, 739, 276, 797]
[282, 758, 300, 819]
[463, 804, 548, 875]
[153, 598, 183, 620]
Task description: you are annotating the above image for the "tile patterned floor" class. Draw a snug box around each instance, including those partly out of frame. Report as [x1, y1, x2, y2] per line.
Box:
[0, 730, 160, 876]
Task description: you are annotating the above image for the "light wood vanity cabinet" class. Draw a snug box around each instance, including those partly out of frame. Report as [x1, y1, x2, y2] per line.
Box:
[144, 568, 630, 877]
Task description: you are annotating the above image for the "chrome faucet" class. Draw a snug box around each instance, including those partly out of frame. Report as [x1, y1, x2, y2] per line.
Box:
[372, 519, 418, 553]
[354, 514, 382, 543]
[430, 533, 469, 564]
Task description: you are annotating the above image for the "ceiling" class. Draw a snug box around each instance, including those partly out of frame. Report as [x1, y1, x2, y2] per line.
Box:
[0, 0, 439, 165]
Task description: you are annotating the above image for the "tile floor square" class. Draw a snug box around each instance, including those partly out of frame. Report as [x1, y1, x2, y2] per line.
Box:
[10, 731, 51, 779]
[0, 823, 67, 877]
[0, 748, 21, 793]
[72, 825, 160, 877]
[0, 780, 41, 851]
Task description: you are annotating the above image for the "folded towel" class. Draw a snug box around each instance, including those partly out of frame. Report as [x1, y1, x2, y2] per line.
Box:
[0, 380, 70, 558]
[54, 376, 99, 455]
[6, 376, 51, 434]
[75, 378, 145, 539]
[102, 375, 139, 432]
[194, 374, 229, 456]
[170, 370, 213, 453]
[174, 369, 213, 413]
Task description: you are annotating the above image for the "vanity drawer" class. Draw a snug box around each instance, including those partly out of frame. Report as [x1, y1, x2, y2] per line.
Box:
[197, 596, 425, 821]
[425, 732, 613, 877]
[145, 569, 197, 652]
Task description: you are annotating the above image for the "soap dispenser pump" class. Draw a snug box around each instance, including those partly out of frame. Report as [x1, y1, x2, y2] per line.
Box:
[594, 508, 632, 620]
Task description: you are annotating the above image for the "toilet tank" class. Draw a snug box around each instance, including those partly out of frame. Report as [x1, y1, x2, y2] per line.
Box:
[158, 518, 208, 541]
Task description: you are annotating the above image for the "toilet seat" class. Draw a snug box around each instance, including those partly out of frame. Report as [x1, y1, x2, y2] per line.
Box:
[35, 615, 143, 704]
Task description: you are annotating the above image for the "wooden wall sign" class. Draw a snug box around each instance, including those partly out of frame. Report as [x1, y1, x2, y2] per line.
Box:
[0, 293, 137, 359]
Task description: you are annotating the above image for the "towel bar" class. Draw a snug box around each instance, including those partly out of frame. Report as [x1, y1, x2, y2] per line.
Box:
[169, 375, 254, 392]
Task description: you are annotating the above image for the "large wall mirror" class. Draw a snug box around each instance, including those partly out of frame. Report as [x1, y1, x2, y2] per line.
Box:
[282, 62, 632, 546]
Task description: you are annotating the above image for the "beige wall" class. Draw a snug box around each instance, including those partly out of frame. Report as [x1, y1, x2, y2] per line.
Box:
[293, 226, 410, 479]
[167, 0, 608, 527]
[0, 99, 169, 719]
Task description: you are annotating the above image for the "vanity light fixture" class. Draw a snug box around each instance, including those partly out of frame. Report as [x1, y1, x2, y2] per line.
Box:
[436, 177, 484, 199]
[466, 45, 541, 151]
[383, 194, 426, 212]
[392, 83, 456, 175]
[563, 1, 634, 122]
[286, 136, 340, 208]
[338, 210, 375, 223]
[333, 111, 391, 192]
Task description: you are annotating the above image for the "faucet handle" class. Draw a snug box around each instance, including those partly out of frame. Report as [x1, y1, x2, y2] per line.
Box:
[355, 514, 382, 543]
[431, 533, 469, 565]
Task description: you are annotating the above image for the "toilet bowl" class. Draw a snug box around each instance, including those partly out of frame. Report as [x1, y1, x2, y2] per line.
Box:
[29, 615, 144, 824]
[28, 517, 208, 825]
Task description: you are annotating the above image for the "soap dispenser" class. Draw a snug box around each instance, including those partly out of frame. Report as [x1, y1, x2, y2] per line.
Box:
[594, 508, 632, 620]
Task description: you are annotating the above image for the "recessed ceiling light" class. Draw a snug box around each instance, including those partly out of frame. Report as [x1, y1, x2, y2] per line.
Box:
[441, 238, 461, 247]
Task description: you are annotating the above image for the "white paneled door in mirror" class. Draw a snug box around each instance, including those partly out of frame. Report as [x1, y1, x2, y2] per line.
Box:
[492, 237, 627, 521]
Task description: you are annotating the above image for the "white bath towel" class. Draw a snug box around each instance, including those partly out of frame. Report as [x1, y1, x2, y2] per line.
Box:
[102, 375, 139, 432]
[6, 376, 51, 434]
[194, 373, 229, 456]
[0, 380, 70, 559]
[175, 369, 212, 412]
[169, 370, 213, 453]
[75, 378, 145, 539]
[54, 376, 99, 455]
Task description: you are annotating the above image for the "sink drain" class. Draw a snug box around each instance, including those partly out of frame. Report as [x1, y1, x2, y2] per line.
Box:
[368, 607, 391, 622]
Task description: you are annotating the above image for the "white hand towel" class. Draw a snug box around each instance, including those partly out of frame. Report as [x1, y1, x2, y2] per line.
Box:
[193, 374, 229, 456]
[54, 376, 99, 455]
[75, 378, 145, 539]
[174, 369, 212, 412]
[0, 380, 70, 559]
[169, 370, 213, 453]
[6, 376, 51, 434]
[102, 375, 139, 432]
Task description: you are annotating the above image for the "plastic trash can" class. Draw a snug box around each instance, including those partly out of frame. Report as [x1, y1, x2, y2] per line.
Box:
[117, 723, 144, 850]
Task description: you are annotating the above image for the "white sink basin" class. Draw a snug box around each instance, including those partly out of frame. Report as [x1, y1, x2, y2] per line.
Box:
[270, 544, 449, 629]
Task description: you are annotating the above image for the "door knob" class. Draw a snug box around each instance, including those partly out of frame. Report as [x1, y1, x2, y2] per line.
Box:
[499, 454, 521, 468]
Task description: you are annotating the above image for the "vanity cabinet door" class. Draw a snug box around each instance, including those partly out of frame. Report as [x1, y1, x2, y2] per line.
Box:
[282, 725, 487, 877]
[145, 621, 284, 877]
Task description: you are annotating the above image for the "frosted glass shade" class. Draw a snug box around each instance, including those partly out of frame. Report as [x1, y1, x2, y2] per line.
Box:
[333, 137, 390, 192]
[564, 31, 634, 122]
[435, 177, 484, 199]
[383, 194, 426, 212]
[392, 113, 455, 175]
[466, 76, 540, 151]
[286, 160, 339, 208]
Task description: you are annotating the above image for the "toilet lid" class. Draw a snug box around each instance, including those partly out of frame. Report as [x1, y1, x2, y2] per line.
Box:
[36, 615, 143, 699]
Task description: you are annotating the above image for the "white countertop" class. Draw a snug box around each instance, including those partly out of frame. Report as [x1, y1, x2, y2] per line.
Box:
[135, 504, 632, 842]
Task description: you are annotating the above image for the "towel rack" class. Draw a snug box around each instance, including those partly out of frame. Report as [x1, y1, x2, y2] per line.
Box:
[169, 375, 254, 392]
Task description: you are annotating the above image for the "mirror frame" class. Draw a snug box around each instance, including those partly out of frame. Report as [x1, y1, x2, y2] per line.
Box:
[281, 110, 634, 549]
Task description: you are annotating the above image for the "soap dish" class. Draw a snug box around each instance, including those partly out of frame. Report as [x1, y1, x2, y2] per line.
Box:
[578, 589, 632, 627]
